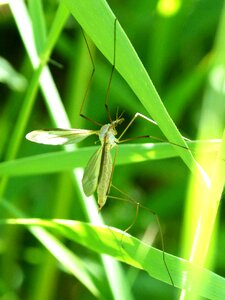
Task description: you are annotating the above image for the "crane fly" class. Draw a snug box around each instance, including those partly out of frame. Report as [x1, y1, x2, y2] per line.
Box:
[26, 117, 124, 210]
[26, 18, 177, 286]
[25, 17, 191, 211]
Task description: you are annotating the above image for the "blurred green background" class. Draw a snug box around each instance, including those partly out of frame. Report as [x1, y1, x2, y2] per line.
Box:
[0, 0, 224, 299]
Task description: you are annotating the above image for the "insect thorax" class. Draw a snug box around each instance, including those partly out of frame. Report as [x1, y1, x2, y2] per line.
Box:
[99, 124, 117, 147]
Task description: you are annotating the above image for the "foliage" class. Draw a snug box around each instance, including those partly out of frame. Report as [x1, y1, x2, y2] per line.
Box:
[0, 1, 224, 299]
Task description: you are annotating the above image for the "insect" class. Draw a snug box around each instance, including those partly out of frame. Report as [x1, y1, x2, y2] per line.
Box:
[25, 19, 163, 210]
[26, 19, 122, 210]
[25, 18, 191, 286]
[26, 117, 124, 210]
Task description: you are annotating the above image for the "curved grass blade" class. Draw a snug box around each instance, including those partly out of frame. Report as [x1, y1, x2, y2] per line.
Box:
[3, 218, 225, 300]
[61, 0, 200, 176]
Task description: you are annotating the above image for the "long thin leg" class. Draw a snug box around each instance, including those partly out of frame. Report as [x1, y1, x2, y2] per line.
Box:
[117, 112, 191, 151]
[105, 18, 118, 124]
[79, 29, 102, 127]
[118, 113, 159, 140]
[108, 185, 174, 286]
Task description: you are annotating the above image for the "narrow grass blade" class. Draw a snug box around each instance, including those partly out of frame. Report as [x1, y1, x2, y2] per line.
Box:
[62, 0, 206, 182]
[0, 140, 221, 177]
[3, 218, 225, 300]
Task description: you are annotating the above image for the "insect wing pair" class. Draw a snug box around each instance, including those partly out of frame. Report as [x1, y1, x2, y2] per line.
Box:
[26, 124, 117, 209]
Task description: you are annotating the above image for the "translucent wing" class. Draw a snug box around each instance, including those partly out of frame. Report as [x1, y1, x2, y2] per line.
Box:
[82, 146, 103, 196]
[97, 144, 113, 209]
[26, 128, 98, 145]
